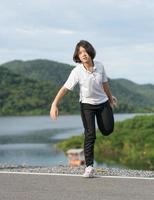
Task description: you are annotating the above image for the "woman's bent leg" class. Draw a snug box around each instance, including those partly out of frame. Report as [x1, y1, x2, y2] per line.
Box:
[96, 101, 114, 136]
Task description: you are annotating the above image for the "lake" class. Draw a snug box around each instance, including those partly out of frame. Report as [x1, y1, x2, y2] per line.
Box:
[0, 113, 145, 167]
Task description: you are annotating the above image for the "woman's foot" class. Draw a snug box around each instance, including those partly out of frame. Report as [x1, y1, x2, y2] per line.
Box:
[83, 166, 95, 178]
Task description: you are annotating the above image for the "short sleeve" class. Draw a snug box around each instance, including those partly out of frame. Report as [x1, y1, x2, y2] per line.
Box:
[63, 68, 79, 90]
[102, 65, 108, 83]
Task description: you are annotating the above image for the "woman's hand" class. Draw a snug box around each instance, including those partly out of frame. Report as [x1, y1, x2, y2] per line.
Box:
[49, 86, 68, 120]
[50, 103, 58, 120]
[110, 96, 118, 109]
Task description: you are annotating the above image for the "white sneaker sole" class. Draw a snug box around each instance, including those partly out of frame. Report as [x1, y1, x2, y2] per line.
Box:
[83, 172, 95, 178]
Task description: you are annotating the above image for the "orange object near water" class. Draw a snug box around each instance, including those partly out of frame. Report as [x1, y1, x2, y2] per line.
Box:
[67, 149, 85, 166]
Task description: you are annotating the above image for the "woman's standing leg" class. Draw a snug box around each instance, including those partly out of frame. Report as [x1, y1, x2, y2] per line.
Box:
[96, 101, 114, 136]
[80, 104, 96, 167]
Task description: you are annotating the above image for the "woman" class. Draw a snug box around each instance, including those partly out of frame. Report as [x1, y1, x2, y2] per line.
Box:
[50, 40, 117, 177]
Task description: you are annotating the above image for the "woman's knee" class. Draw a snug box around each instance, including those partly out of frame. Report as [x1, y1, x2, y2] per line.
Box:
[100, 126, 114, 136]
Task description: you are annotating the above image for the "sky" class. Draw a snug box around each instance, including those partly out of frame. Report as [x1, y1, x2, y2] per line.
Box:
[0, 0, 154, 84]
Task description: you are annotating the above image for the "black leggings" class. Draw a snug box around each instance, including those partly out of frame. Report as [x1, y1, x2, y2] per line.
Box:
[80, 100, 114, 167]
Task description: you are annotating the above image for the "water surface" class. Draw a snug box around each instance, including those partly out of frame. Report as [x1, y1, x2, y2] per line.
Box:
[0, 114, 145, 167]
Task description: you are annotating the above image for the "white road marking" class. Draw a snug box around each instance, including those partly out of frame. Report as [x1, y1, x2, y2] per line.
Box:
[0, 171, 153, 180]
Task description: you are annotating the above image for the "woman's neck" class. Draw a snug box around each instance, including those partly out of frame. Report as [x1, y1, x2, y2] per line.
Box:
[83, 60, 94, 70]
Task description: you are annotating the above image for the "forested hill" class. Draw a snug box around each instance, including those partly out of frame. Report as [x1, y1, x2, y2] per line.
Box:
[108, 78, 154, 112]
[0, 59, 154, 115]
[0, 67, 79, 115]
[0, 59, 73, 86]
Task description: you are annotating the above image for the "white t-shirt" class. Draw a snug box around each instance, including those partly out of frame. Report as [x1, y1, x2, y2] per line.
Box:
[63, 60, 108, 105]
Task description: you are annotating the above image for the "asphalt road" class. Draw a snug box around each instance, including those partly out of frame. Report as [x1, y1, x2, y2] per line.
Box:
[0, 172, 154, 200]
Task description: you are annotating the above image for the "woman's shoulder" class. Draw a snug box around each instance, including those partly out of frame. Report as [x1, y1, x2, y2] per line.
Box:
[72, 64, 81, 71]
[94, 60, 105, 71]
[72, 63, 83, 72]
[70, 64, 81, 76]
[94, 60, 104, 67]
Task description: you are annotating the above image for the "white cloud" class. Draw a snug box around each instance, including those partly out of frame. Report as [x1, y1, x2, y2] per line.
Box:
[97, 42, 154, 83]
[15, 26, 75, 35]
[0, 0, 154, 84]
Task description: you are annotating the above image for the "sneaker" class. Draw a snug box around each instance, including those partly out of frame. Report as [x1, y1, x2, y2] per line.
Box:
[83, 166, 95, 178]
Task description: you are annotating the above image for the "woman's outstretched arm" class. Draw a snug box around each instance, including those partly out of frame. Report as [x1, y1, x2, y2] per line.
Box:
[50, 86, 68, 120]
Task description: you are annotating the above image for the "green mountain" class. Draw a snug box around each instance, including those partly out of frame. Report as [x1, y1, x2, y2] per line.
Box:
[113, 78, 154, 104]
[0, 59, 154, 115]
[0, 59, 73, 85]
[0, 66, 79, 115]
[108, 78, 154, 112]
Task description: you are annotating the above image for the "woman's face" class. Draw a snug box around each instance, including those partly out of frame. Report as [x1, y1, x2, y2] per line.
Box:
[78, 46, 92, 64]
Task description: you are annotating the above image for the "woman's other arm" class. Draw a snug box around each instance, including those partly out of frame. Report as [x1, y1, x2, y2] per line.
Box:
[103, 82, 117, 108]
[50, 86, 68, 120]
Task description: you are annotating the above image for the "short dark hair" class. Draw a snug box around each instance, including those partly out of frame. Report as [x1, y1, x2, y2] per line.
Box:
[73, 40, 96, 63]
